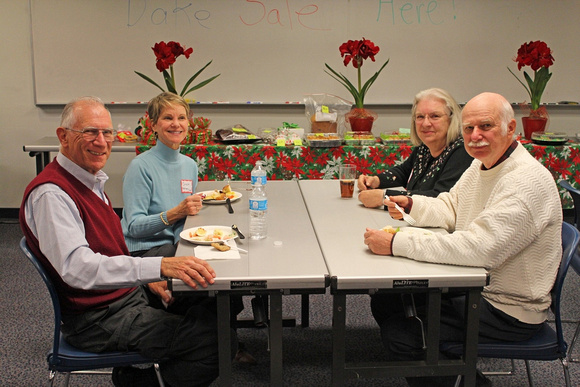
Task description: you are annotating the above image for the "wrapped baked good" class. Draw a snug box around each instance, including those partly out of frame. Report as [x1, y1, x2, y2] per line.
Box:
[215, 125, 261, 143]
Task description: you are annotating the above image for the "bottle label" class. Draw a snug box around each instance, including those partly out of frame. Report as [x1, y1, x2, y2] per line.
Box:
[249, 199, 267, 211]
[251, 175, 267, 185]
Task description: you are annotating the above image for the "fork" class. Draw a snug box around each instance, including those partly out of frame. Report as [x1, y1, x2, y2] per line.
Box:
[393, 203, 416, 225]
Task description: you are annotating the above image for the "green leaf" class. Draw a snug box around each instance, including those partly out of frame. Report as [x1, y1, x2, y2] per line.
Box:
[162, 70, 177, 94]
[179, 60, 219, 96]
[134, 71, 166, 93]
[181, 74, 221, 97]
[359, 59, 389, 104]
[507, 67, 532, 101]
[325, 63, 360, 105]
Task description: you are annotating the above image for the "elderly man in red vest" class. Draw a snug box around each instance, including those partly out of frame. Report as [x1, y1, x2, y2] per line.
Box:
[20, 96, 234, 387]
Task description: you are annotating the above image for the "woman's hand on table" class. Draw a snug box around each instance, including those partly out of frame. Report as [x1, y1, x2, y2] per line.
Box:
[166, 194, 204, 224]
[384, 195, 411, 220]
[357, 174, 379, 190]
[364, 227, 393, 255]
[160, 256, 216, 289]
[358, 189, 386, 208]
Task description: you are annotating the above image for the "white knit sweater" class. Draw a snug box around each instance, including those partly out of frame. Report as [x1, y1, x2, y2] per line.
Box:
[392, 143, 562, 324]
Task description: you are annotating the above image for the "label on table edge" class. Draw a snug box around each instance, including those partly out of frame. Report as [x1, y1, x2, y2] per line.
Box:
[231, 280, 267, 289]
[393, 279, 429, 288]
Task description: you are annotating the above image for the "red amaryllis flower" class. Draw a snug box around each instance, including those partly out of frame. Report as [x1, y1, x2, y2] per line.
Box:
[135, 40, 219, 98]
[508, 40, 554, 112]
[515, 41, 554, 71]
[325, 37, 389, 108]
[339, 38, 380, 68]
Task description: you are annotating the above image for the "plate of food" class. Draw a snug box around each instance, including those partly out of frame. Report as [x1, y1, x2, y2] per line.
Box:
[197, 184, 242, 204]
[382, 225, 434, 235]
[180, 225, 238, 245]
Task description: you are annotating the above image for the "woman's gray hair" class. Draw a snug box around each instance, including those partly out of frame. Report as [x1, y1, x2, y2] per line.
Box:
[60, 96, 109, 129]
[410, 88, 462, 147]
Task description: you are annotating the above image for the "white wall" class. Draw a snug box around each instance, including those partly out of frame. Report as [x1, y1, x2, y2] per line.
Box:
[2, 1, 579, 210]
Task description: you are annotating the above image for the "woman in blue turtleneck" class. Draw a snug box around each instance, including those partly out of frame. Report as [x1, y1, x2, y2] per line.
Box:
[122, 92, 202, 258]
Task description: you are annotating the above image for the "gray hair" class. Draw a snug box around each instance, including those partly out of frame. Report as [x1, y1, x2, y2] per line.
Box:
[497, 96, 515, 138]
[60, 96, 109, 128]
[410, 88, 462, 147]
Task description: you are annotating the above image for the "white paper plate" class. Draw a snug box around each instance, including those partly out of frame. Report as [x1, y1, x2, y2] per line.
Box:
[180, 225, 238, 244]
[197, 190, 242, 204]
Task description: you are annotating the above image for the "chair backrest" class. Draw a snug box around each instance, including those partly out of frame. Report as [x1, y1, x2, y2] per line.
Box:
[19, 237, 63, 362]
[553, 222, 580, 353]
[559, 180, 580, 227]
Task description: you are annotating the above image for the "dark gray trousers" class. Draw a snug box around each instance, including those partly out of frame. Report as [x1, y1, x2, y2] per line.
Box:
[62, 286, 236, 387]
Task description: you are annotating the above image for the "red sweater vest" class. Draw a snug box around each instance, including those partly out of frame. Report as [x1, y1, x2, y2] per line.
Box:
[19, 159, 136, 315]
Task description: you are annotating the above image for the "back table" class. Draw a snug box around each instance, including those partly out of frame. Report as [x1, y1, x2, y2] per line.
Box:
[24, 136, 578, 209]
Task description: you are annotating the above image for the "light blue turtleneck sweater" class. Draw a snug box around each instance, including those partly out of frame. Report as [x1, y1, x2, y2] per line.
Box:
[121, 141, 199, 253]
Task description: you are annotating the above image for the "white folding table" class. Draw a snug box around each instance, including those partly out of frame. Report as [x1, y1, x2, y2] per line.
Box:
[170, 180, 329, 386]
[298, 179, 489, 387]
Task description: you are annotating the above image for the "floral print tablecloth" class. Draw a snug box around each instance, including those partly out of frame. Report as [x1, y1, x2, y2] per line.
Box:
[137, 140, 579, 209]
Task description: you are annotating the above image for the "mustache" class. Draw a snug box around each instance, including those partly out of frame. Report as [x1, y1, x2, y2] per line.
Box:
[467, 141, 490, 148]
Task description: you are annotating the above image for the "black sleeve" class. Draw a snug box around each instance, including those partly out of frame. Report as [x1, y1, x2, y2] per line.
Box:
[377, 148, 417, 189]
[406, 146, 473, 198]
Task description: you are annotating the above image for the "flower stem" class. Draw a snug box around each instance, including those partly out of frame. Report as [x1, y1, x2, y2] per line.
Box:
[357, 56, 363, 108]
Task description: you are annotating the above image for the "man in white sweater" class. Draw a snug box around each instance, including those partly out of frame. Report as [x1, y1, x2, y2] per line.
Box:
[364, 92, 562, 385]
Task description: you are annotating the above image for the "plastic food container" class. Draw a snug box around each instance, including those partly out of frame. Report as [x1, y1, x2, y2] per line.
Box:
[380, 131, 411, 144]
[344, 132, 376, 146]
[531, 132, 568, 145]
[307, 133, 342, 147]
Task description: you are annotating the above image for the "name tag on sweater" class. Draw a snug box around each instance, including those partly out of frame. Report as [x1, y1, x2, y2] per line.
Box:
[181, 180, 193, 194]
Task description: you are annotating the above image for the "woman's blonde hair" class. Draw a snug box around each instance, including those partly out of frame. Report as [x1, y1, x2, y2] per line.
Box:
[147, 92, 190, 126]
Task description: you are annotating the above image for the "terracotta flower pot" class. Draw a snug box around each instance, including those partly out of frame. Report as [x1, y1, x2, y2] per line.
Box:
[346, 108, 377, 132]
[522, 116, 548, 140]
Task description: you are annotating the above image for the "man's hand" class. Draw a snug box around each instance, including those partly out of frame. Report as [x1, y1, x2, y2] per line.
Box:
[384, 195, 411, 220]
[148, 281, 173, 305]
[160, 256, 216, 289]
[358, 189, 385, 208]
[364, 228, 394, 255]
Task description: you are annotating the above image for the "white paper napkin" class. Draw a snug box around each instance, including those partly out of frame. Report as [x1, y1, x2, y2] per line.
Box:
[194, 240, 242, 260]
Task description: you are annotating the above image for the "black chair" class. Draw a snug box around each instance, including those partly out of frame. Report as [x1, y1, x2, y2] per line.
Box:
[558, 180, 580, 362]
[20, 237, 165, 387]
[559, 180, 580, 228]
[440, 221, 579, 387]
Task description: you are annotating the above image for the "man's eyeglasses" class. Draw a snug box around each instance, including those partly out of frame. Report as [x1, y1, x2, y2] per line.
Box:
[414, 112, 451, 123]
[65, 127, 117, 142]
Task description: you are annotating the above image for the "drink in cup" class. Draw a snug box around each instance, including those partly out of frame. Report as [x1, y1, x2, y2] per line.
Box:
[339, 164, 356, 198]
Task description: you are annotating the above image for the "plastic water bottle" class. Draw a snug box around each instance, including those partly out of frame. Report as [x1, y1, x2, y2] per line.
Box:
[249, 179, 267, 239]
[251, 160, 267, 186]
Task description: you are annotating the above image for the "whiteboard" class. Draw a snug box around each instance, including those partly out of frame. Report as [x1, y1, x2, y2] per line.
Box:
[30, 0, 580, 105]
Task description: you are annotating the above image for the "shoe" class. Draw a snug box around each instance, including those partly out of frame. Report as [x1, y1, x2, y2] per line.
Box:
[112, 366, 161, 387]
[234, 342, 257, 365]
